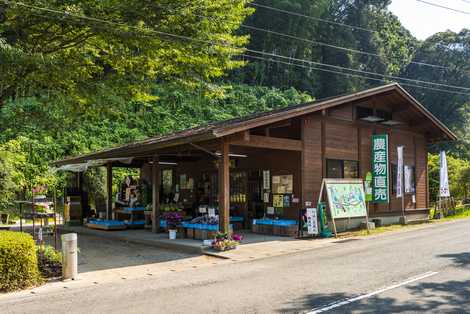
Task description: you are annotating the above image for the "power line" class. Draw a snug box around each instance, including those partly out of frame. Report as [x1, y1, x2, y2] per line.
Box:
[416, 0, 470, 15]
[5, 0, 470, 93]
[241, 53, 470, 97]
[245, 50, 470, 91]
[242, 3, 465, 72]
[239, 24, 449, 71]
[248, 2, 375, 34]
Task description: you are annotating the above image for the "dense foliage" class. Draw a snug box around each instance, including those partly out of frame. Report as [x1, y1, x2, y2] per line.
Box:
[0, 0, 469, 205]
[0, 83, 312, 204]
[0, 231, 42, 291]
[428, 154, 470, 202]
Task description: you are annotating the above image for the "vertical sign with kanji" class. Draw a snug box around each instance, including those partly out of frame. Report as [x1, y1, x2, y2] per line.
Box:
[371, 134, 389, 203]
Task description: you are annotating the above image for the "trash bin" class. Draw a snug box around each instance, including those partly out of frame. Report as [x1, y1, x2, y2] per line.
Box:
[61, 233, 78, 280]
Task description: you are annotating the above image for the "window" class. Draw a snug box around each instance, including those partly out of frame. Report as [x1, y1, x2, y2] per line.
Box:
[376, 109, 392, 121]
[326, 159, 342, 178]
[356, 106, 373, 119]
[326, 159, 359, 179]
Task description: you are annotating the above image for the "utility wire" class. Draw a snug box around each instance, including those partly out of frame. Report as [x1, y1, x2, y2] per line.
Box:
[241, 53, 470, 97]
[240, 3, 463, 72]
[5, 0, 470, 93]
[245, 50, 470, 91]
[240, 24, 449, 70]
[248, 2, 375, 34]
[416, 0, 470, 15]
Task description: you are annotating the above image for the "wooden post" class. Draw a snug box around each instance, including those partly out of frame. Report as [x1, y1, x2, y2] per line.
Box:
[218, 140, 230, 234]
[106, 163, 113, 220]
[152, 155, 161, 233]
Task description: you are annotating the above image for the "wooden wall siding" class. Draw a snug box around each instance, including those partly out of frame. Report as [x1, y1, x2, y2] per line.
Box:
[359, 127, 373, 178]
[301, 115, 323, 206]
[415, 136, 428, 209]
[325, 121, 358, 161]
[387, 129, 416, 212]
[328, 103, 353, 121]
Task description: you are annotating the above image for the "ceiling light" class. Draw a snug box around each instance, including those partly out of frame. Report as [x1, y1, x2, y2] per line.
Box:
[381, 120, 402, 126]
[360, 116, 384, 122]
[215, 152, 248, 158]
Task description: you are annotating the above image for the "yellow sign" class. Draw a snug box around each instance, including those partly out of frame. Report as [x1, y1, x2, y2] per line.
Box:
[273, 194, 284, 207]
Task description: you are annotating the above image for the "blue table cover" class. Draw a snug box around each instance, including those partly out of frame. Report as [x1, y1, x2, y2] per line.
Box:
[88, 220, 126, 226]
[230, 216, 244, 223]
[121, 207, 146, 213]
[252, 218, 297, 226]
[181, 222, 233, 231]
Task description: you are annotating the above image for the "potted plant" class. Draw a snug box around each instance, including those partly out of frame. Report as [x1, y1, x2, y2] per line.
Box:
[164, 212, 182, 240]
[211, 232, 240, 251]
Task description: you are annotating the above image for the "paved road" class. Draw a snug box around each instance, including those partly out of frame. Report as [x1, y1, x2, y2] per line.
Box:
[2, 219, 470, 313]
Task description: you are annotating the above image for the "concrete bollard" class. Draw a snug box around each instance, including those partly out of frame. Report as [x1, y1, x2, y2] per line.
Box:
[61, 233, 78, 280]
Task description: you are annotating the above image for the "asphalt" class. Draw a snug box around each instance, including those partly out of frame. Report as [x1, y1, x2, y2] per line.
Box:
[2, 219, 470, 313]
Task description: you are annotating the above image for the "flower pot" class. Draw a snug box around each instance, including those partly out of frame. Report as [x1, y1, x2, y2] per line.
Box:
[169, 229, 177, 240]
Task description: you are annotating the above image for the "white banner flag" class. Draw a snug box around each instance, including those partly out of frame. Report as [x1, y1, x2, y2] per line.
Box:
[404, 165, 413, 194]
[439, 151, 450, 197]
[397, 146, 404, 198]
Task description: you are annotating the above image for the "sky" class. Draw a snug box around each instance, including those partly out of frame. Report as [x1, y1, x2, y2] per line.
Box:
[389, 0, 470, 40]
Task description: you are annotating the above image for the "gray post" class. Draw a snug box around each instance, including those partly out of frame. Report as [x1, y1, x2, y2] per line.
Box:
[62, 233, 78, 280]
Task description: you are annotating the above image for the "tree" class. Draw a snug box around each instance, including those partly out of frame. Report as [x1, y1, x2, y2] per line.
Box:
[0, 0, 254, 105]
[231, 0, 416, 98]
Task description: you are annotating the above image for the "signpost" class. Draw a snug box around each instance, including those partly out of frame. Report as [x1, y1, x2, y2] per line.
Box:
[318, 179, 369, 237]
[371, 134, 389, 204]
[305, 207, 318, 235]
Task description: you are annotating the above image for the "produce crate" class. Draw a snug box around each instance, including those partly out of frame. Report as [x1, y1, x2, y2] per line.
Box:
[186, 228, 195, 239]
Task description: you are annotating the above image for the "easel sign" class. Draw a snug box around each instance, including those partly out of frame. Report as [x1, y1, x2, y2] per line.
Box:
[318, 178, 369, 237]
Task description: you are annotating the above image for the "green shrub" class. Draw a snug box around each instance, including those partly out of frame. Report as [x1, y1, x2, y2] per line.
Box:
[37, 245, 62, 278]
[0, 231, 42, 291]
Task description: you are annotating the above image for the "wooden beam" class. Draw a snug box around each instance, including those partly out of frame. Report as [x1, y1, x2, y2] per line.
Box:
[152, 155, 161, 233]
[106, 163, 113, 220]
[189, 142, 219, 158]
[218, 140, 230, 234]
[230, 135, 302, 151]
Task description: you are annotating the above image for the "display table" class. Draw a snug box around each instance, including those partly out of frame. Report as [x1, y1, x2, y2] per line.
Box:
[182, 222, 234, 240]
[87, 220, 127, 231]
[230, 216, 244, 230]
[251, 219, 298, 237]
[114, 207, 145, 223]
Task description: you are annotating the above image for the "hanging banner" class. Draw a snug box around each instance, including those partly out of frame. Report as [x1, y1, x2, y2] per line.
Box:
[404, 165, 413, 194]
[439, 151, 450, 197]
[371, 134, 389, 203]
[263, 170, 270, 190]
[306, 208, 318, 235]
[397, 146, 404, 198]
[364, 172, 373, 202]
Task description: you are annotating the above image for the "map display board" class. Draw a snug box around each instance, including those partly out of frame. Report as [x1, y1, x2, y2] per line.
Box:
[325, 179, 368, 219]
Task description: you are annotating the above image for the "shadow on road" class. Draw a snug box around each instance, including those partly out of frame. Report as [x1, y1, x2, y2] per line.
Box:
[280, 278, 470, 313]
[438, 252, 470, 268]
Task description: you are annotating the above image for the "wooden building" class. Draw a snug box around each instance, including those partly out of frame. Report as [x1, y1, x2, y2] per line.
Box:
[54, 83, 456, 234]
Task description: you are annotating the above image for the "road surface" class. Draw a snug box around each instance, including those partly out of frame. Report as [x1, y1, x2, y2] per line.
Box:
[2, 219, 470, 313]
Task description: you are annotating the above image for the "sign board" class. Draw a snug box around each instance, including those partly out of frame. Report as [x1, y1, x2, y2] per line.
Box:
[208, 207, 216, 217]
[371, 134, 389, 203]
[364, 172, 373, 202]
[272, 175, 293, 194]
[263, 170, 270, 190]
[267, 206, 275, 215]
[306, 208, 318, 235]
[273, 194, 284, 207]
[325, 179, 368, 219]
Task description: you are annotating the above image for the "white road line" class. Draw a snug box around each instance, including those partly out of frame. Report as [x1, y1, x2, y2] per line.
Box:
[306, 271, 439, 314]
